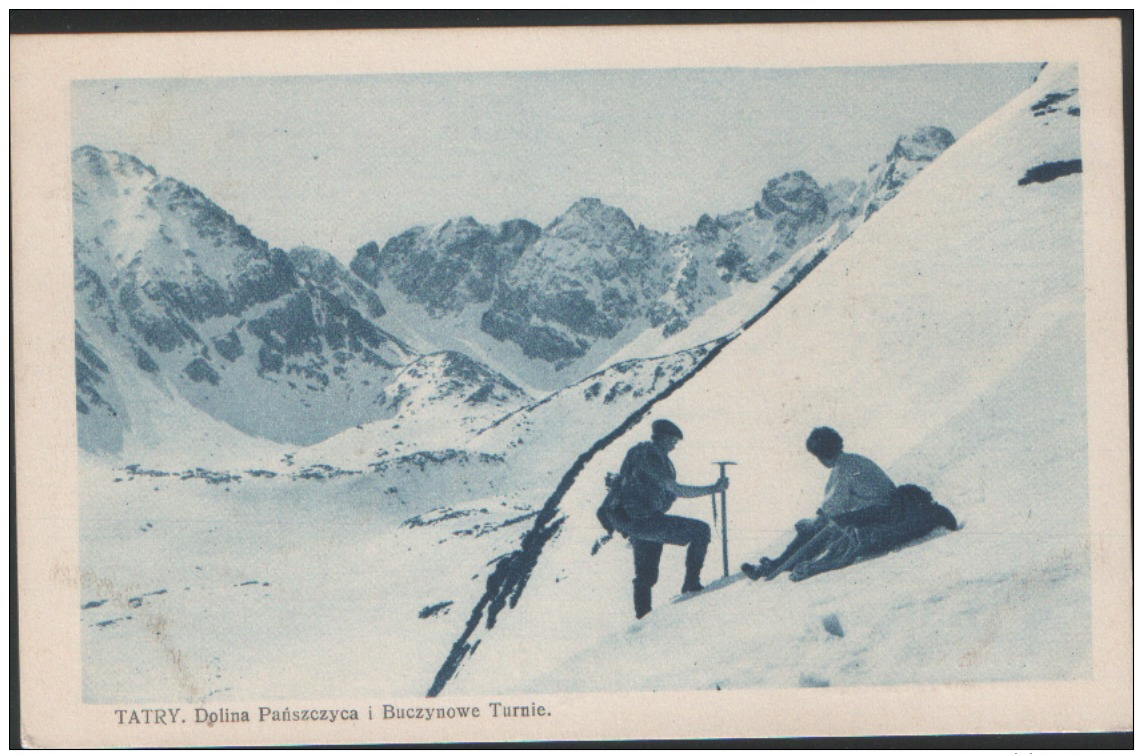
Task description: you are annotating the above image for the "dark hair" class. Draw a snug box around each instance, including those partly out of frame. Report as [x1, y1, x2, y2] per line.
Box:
[806, 426, 843, 460]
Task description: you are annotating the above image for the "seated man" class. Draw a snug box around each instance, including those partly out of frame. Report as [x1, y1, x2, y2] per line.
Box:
[787, 484, 959, 581]
[742, 426, 896, 581]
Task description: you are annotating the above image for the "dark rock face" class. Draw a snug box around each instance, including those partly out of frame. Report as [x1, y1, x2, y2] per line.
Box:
[354, 216, 540, 316]
[75, 326, 124, 453]
[480, 304, 589, 362]
[1017, 159, 1082, 186]
[473, 199, 670, 365]
[348, 240, 383, 286]
[75, 330, 114, 417]
[289, 245, 388, 319]
[760, 171, 830, 226]
[211, 330, 244, 362]
[889, 126, 956, 162]
[71, 146, 423, 447]
[861, 127, 956, 220]
[184, 357, 221, 386]
[134, 346, 160, 373]
[1030, 88, 1078, 117]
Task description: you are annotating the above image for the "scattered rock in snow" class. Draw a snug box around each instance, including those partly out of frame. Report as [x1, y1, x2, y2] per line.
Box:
[1017, 159, 1082, 186]
[419, 601, 454, 619]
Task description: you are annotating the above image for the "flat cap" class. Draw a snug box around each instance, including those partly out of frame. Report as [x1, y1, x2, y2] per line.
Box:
[651, 419, 683, 440]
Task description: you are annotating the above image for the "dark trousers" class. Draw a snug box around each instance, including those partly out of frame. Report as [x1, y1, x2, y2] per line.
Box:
[766, 516, 834, 574]
[620, 514, 710, 617]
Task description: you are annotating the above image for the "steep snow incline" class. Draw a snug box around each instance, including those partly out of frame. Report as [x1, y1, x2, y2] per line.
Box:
[442, 64, 1088, 695]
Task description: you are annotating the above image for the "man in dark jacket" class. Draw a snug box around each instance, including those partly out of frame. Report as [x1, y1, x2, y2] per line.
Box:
[610, 419, 728, 619]
[742, 426, 896, 581]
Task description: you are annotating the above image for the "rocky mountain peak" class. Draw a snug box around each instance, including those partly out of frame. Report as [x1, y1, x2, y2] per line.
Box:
[286, 245, 335, 274]
[345, 129, 951, 383]
[349, 215, 541, 317]
[433, 216, 487, 248]
[545, 198, 638, 243]
[289, 245, 386, 318]
[889, 126, 956, 163]
[860, 126, 956, 220]
[73, 145, 158, 183]
[759, 171, 829, 222]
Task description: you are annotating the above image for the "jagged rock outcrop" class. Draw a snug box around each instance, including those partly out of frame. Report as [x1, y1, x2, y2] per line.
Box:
[349, 128, 953, 382]
[857, 126, 956, 219]
[72, 147, 521, 449]
[479, 199, 672, 364]
[350, 216, 540, 316]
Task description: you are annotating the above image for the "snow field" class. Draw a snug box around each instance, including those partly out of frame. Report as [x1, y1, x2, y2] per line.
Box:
[80, 456, 544, 701]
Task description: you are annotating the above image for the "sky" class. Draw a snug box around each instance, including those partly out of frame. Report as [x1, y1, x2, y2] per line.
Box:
[72, 63, 1040, 263]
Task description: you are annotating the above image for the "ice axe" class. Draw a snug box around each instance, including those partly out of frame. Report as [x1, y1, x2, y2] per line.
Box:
[713, 461, 736, 578]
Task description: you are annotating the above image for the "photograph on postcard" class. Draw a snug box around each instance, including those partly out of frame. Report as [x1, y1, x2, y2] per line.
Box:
[69, 58, 1095, 705]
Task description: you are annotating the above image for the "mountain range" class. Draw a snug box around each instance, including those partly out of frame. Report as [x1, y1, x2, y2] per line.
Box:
[348, 126, 955, 391]
[73, 126, 953, 453]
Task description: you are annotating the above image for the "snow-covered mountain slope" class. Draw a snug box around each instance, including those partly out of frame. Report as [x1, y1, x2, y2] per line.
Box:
[283, 340, 717, 518]
[438, 64, 1089, 695]
[76, 323, 287, 468]
[292, 350, 531, 464]
[77, 311, 728, 703]
[73, 147, 534, 452]
[462, 342, 720, 491]
[72, 146, 415, 447]
[349, 131, 951, 393]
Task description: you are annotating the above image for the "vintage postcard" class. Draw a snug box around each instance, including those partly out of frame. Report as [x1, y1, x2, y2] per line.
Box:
[13, 19, 1130, 747]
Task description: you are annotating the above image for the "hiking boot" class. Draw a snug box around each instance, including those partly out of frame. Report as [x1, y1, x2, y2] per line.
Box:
[680, 576, 704, 594]
[634, 584, 653, 620]
[742, 558, 777, 581]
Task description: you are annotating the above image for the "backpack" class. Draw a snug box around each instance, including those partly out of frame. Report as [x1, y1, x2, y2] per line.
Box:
[893, 483, 935, 514]
[595, 472, 626, 534]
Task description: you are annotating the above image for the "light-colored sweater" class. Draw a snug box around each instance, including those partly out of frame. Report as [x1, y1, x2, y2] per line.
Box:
[818, 452, 896, 517]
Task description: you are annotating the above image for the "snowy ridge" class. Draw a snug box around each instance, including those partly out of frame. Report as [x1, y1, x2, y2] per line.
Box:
[435, 64, 1088, 696]
[293, 350, 531, 465]
[349, 130, 952, 393]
